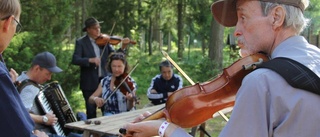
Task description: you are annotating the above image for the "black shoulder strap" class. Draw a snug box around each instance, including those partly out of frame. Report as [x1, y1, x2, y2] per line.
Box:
[256, 57, 320, 95]
[16, 79, 40, 93]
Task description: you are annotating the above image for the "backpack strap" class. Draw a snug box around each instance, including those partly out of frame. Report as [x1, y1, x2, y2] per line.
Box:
[16, 79, 40, 93]
[256, 57, 320, 95]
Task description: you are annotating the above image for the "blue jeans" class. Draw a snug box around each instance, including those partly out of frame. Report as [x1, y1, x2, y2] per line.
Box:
[103, 112, 115, 116]
[48, 132, 82, 137]
[67, 132, 82, 137]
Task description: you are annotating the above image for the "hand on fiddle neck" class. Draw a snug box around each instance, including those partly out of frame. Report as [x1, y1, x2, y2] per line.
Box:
[89, 57, 100, 66]
[121, 37, 130, 50]
[125, 92, 134, 101]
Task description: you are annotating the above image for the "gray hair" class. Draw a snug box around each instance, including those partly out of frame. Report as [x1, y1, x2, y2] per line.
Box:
[0, 0, 21, 19]
[260, 1, 310, 34]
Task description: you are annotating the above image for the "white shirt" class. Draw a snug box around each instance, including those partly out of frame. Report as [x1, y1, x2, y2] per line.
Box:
[219, 36, 320, 137]
[170, 36, 320, 137]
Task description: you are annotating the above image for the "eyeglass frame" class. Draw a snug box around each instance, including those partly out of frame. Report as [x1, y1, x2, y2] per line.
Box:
[1, 15, 22, 33]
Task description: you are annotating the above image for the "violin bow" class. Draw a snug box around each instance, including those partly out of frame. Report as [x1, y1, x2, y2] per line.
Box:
[161, 50, 229, 122]
[100, 21, 116, 59]
[103, 61, 139, 103]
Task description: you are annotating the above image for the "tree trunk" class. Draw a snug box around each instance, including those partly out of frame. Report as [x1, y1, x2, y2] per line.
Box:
[167, 32, 172, 52]
[209, 18, 224, 70]
[153, 12, 161, 47]
[148, 17, 153, 55]
[159, 31, 163, 51]
[177, 0, 184, 59]
[201, 37, 206, 56]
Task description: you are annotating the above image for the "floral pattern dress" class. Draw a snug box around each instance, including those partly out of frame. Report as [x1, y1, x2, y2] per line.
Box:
[101, 75, 137, 115]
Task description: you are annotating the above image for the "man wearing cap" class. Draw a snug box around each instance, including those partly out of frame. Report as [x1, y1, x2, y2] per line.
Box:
[17, 51, 65, 137]
[72, 17, 128, 119]
[121, 0, 320, 137]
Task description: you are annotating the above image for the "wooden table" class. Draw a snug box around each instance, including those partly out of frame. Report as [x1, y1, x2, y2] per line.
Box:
[65, 104, 165, 137]
[65, 104, 232, 137]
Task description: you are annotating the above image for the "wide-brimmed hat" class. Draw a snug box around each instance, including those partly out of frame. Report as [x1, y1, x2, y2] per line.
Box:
[32, 51, 62, 73]
[82, 17, 103, 32]
[211, 0, 307, 27]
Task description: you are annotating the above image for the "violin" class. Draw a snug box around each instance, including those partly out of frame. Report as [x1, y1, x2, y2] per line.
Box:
[161, 53, 269, 128]
[95, 33, 137, 46]
[114, 73, 140, 105]
[120, 53, 269, 134]
[114, 73, 135, 96]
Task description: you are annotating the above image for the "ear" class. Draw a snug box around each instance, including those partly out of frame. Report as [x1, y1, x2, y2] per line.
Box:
[34, 65, 41, 71]
[271, 6, 286, 30]
[1, 16, 13, 33]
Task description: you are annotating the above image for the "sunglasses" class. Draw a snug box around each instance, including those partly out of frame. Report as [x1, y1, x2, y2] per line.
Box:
[110, 53, 126, 59]
[1, 15, 22, 33]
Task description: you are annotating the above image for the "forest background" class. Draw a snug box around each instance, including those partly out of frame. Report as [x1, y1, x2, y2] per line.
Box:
[4, 0, 320, 136]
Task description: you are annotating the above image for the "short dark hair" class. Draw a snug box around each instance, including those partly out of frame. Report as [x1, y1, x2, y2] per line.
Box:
[159, 60, 173, 71]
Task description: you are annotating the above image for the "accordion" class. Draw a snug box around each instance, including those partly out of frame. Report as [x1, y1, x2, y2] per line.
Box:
[36, 81, 77, 136]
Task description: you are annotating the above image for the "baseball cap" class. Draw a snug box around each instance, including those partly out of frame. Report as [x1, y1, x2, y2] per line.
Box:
[82, 17, 103, 32]
[211, 0, 308, 27]
[32, 51, 62, 73]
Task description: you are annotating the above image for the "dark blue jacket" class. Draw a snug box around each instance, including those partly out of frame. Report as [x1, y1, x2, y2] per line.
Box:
[0, 61, 36, 137]
[147, 74, 183, 105]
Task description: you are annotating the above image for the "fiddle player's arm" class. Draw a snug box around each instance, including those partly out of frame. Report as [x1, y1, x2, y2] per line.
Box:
[126, 77, 137, 110]
[123, 118, 191, 137]
[120, 37, 130, 50]
[125, 92, 134, 110]
[89, 83, 104, 107]
[72, 39, 101, 67]
[88, 57, 100, 66]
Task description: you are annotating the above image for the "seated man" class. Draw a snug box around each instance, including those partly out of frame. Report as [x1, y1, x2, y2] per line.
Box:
[17, 51, 80, 137]
[145, 60, 183, 107]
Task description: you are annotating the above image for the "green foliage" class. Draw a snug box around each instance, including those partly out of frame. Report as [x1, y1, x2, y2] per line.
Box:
[305, 0, 320, 34]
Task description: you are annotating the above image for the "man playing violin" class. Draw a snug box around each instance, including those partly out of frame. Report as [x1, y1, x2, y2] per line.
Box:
[89, 52, 137, 116]
[121, 0, 320, 137]
[72, 17, 130, 119]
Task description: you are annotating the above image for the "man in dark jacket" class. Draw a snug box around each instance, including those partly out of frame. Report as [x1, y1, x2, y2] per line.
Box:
[145, 60, 183, 107]
[72, 17, 127, 119]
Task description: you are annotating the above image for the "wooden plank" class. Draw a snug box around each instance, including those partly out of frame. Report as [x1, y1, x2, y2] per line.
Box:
[65, 104, 165, 136]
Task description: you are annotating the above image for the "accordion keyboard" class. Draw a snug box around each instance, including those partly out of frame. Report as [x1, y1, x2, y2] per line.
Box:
[36, 81, 77, 136]
[37, 92, 66, 136]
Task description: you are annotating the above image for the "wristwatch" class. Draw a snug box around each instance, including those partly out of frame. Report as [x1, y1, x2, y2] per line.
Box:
[42, 115, 48, 123]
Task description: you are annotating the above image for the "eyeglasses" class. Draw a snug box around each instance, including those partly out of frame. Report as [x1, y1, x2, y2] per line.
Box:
[13, 17, 22, 33]
[1, 15, 22, 33]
